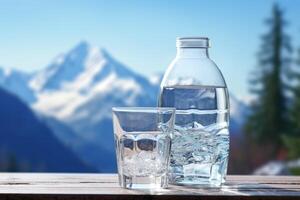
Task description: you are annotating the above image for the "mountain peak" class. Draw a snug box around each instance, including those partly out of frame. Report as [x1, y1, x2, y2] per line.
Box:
[30, 41, 120, 91]
[69, 41, 113, 62]
[72, 40, 90, 52]
[67, 41, 91, 60]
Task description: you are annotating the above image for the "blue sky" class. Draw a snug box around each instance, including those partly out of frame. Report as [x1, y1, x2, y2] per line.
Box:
[0, 0, 300, 98]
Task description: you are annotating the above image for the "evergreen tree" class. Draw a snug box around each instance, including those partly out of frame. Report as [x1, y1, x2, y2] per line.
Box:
[289, 48, 300, 135]
[283, 47, 300, 160]
[245, 4, 292, 156]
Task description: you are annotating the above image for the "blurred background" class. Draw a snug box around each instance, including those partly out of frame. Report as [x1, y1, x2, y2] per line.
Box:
[0, 0, 300, 175]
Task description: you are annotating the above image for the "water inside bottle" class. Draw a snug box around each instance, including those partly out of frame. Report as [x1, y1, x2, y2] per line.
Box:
[159, 85, 229, 186]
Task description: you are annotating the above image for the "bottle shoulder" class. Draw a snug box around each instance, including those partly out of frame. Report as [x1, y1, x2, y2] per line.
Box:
[161, 57, 227, 88]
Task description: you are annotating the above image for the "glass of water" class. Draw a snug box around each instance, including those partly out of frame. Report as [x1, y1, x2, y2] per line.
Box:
[112, 107, 175, 189]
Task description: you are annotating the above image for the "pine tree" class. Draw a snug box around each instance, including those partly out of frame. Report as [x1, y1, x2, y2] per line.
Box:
[289, 48, 300, 135]
[283, 47, 300, 160]
[245, 4, 292, 156]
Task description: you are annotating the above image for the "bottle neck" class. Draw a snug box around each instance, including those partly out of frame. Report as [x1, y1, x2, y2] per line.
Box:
[176, 47, 209, 58]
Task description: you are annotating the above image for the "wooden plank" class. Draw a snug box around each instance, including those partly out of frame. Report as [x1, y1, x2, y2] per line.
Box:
[0, 173, 298, 199]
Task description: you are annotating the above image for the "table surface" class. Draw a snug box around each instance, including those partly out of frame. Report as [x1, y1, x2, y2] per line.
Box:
[0, 173, 299, 199]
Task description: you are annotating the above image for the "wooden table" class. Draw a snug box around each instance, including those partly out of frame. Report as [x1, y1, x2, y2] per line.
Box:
[0, 173, 299, 199]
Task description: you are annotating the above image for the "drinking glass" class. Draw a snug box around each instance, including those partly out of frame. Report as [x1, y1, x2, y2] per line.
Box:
[112, 107, 175, 189]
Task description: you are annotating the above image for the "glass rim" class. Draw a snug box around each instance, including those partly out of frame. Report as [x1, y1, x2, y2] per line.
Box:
[112, 107, 175, 113]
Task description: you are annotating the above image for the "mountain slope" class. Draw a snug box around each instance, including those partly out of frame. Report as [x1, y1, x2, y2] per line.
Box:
[0, 68, 35, 103]
[40, 116, 116, 172]
[30, 42, 92, 91]
[0, 87, 93, 172]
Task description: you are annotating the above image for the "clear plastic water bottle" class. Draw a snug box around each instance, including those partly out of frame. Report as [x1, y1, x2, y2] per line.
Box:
[159, 37, 229, 187]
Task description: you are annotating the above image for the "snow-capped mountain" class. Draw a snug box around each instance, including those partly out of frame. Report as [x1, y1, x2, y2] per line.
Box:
[29, 41, 158, 171]
[31, 41, 156, 118]
[31, 42, 157, 143]
[0, 41, 248, 172]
